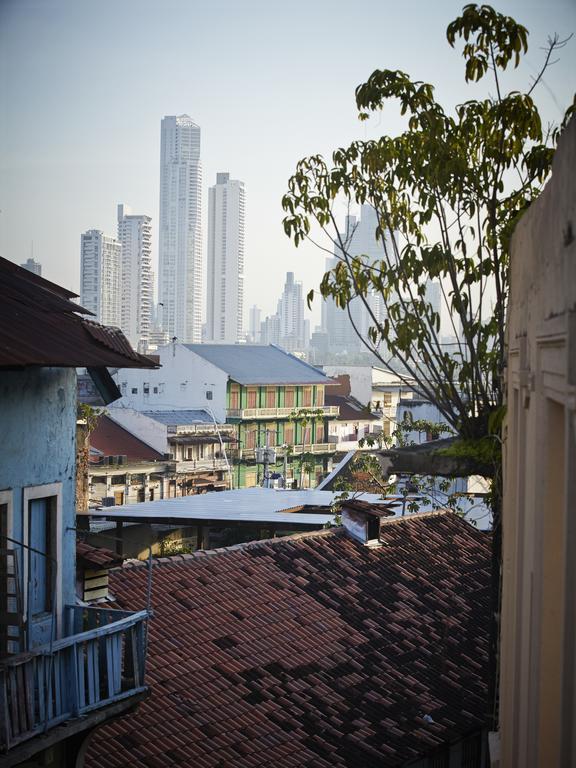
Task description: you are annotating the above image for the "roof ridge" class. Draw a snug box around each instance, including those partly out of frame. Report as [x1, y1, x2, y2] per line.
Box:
[380, 509, 453, 525]
[119, 527, 342, 570]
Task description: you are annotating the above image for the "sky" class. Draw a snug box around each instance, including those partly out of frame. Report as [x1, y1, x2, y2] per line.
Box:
[0, 0, 574, 329]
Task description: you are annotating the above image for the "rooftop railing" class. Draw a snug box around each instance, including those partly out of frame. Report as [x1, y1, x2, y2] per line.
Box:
[0, 605, 147, 754]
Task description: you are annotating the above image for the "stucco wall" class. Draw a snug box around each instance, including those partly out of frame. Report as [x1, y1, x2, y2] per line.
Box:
[499, 117, 576, 767]
[0, 367, 77, 647]
[112, 343, 228, 421]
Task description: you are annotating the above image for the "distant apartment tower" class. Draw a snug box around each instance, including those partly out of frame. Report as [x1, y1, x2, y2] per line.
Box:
[117, 204, 152, 350]
[80, 230, 121, 327]
[321, 205, 387, 355]
[277, 272, 307, 352]
[206, 173, 245, 342]
[158, 115, 202, 343]
[20, 257, 42, 276]
[248, 305, 261, 343]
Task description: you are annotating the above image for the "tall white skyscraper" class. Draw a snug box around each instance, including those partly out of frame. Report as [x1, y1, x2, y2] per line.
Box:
[80, 230, 121, 327]
[158, 115, 202, 343]
[206, 172, 245, 342]
[117, 204, 152, 350]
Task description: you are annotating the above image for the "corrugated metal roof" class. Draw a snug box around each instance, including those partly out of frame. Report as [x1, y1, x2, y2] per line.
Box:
[0, 256, 157, 369]
[81, 487, 396, 525]
[141, 409, 215, 426]
[184, 344, 334, 385]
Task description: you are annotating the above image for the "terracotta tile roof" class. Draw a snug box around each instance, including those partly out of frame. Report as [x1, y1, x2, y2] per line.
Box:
[90, 415, 166, 462]
[0, 256, 156, 369]
[76, 541, 123, 568]
[85, 513, 490, 768]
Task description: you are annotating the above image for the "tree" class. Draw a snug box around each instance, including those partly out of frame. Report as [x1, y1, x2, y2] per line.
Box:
[282, 4, 574, 727]
[282, 4, 574, 464]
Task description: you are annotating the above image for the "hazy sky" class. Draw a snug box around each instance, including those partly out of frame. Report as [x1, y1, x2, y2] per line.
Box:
[1, 0, 574, 327]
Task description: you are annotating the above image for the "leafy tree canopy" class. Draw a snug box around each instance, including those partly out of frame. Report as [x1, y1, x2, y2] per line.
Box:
[283, 4, 574, 444]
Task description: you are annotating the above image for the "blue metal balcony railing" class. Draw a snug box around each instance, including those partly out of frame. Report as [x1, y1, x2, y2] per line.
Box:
[0, 605, 148, 753]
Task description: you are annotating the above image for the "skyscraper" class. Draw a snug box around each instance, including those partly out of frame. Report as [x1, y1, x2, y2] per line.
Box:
[80, 230, 121, 327]
[117, 204, 152, 351]
[158, 115, 202, 343]
[277, 272, 307, 352]
[206, 172, 245, 342]
[20, 257, 42, 276]
[248, 305, 261, 343]
[321, 205, 387, 357]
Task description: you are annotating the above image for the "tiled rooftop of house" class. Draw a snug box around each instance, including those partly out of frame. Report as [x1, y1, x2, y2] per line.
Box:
[85, 512, 490, 768]
[90, 414, 166, 462]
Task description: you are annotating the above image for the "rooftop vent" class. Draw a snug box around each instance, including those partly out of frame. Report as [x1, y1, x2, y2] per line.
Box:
[340, 499, 397, 546]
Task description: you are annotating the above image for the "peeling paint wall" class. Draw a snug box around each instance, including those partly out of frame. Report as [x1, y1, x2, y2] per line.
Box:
[0, 367, 77, 648]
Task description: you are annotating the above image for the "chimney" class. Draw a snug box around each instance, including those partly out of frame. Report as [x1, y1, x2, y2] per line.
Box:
[340, 499, 397, 546]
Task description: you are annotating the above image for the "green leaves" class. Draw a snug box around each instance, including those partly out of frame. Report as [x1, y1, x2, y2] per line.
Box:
[447, 4, 528, 82]
[282, 4, 570, 441]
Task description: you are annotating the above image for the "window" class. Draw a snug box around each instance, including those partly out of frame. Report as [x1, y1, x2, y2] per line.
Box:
[206, 390, 213, 400]
[302, 387, 312, 406]
[28, 498, 53, 615]
[23, 483, 62, 632]
[143, 383, 150, 395]
[229, 385, 240, 410]
[153, 387, 158, 394]
[285, 388, 295, 407]
[266, 388, 276, 408]
[316, 423, 324, 443]
[284, 424, 294, 445]
[131, 387, 138, 395]
[247, 388, 257, 408]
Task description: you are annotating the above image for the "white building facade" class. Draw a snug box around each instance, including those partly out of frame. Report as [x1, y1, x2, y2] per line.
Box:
[206, 173, 245, 342]
[80, 229, 121, 327]
[117, 204, 153, 350]
[158, 115, 203, 343]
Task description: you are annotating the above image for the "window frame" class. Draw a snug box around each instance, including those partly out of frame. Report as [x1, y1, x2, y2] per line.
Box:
[22, 483, 63, 636]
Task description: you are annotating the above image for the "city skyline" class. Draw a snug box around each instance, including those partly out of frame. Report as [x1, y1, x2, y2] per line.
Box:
[2, 0, 573, 328]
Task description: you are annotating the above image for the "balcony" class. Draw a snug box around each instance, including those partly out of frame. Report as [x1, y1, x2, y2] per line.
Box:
[227, 405, 340, 420]
[240, 443, 337, 459]
[0, 606, 147, 760]
[175, 457, 230, 473]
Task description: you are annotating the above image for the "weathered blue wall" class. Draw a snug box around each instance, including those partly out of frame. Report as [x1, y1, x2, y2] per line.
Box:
[0, 367, 77, 647]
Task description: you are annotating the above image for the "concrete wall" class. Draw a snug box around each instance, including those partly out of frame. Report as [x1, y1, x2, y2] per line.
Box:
[112, 343, 229, 421]
[499, 117, 576, 767]
[0, 367, 77, 648]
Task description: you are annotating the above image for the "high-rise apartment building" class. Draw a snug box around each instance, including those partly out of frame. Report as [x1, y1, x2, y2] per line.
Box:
[248, 305, 261, 343]
[158, 115, 202, 343]
[277, 272, 307, 352]
[80, 230, 121, 327]
[320, 205, 387, 358]
[20, 257, 42, 276]
[206, 173, 245, 342]
[117, 204, 152, 350]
